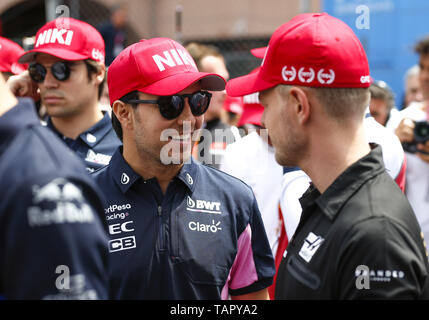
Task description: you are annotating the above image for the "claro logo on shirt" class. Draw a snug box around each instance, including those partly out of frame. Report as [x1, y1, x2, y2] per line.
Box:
[186, 196, 222, 214]
[188, 219, 222, 233]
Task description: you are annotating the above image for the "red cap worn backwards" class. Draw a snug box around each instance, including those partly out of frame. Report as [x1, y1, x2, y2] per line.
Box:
[0, 37, 27, 74]
[226, 13, 371, 97]
[107, 38, 226, 104]
[18, 17, 105, 64]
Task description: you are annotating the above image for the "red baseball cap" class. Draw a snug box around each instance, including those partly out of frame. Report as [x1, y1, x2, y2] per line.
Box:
[18, 18, 105, 64]
[227, 13, 371, 97]
[0, 37, 27, 74]
[238, 92, 265, 127]
[107, 38, 226, 104]
[223, 95, 243, 115]
[250, 46, 267, 59]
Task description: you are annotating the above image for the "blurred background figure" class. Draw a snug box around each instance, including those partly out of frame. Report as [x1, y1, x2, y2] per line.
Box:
[393, 35, 429, 250]
[369, 80, 400, 127]
[98, 4, 128, 66]
[0, 36, 26, 81]
[221, 95, 243, 127]
[402, 65, 424, 109]
[186, 42, 240, 168]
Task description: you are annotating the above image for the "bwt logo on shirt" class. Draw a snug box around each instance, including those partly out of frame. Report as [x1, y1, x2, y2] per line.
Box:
[152, 49, 196, 72]
[35, 28, 74, 47]
[186, 196, 222, 214]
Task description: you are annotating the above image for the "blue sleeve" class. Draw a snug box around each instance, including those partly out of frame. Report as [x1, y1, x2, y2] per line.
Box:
[0, 174, 110, 299]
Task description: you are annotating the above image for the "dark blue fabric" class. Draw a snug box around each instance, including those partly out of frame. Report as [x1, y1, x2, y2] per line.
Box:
[92, 147, 275, 299]
[46, 112, 121, 173]
[0, 99, 110, 299]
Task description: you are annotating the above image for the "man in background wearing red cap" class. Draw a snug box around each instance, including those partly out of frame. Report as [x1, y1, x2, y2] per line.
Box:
[0, 36, 26, 81]
[10, 17, 121, 173]
[227, 13, 429, 299]
[92, 37, 275, 299]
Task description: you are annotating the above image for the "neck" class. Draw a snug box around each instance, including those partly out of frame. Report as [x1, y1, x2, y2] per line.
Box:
[51, 102, 103, 139]
[0, 75, 18, 117]
[299, 123, 370, 194]
[122, 139, 183, 194]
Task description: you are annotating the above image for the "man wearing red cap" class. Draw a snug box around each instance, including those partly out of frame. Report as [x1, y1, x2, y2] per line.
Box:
[92, 37, 275, 299]
[227, 13, 429, 299]
[10, 17, 121, 172]
[0, 37, 27, 80]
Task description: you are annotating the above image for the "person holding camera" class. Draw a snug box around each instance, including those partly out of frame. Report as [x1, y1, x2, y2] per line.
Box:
[394, 36, 429, 249]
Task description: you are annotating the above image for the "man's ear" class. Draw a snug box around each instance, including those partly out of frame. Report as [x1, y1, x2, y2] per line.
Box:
[289, 87, 311, 125]
[113, 100, 134, 131]
[94, 64, 106, 86]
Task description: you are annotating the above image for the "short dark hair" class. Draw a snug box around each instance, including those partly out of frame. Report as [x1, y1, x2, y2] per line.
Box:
[415, 36, 429, 56]
[185, 42, 223, 71]
[369, 82, 395, 111]
[84, 59, 105, 100]
[111, 91, 139, 142]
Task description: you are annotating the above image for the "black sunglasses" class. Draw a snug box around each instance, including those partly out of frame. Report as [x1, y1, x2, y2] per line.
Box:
[28, 61, 77, 83]
[126, 91, 212, 120]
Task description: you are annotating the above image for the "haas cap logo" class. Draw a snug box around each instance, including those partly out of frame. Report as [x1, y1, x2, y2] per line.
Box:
[298, 67, 315, 83]
[281, 66, 297, 82]
[317, 69, 335, 85]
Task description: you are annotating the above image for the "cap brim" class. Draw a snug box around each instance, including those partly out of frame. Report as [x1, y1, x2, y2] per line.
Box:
[137, 72, 226, 96]
[226, 70, 276, 97]
[18, 47, 88, 63]
[250, 47, 267, 59]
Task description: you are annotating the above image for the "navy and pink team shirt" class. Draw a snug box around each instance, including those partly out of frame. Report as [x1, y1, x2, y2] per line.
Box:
[91, 147, 275, 299]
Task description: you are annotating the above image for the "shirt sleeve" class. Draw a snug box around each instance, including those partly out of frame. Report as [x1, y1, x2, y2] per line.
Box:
[0, 175, 110, 300]
[336, 217, 429, 299]
[228, 196, 275, 296]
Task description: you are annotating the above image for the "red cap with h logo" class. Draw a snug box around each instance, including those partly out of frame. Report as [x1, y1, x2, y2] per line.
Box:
[18, 17, 105, 64]
[107, 38, 226, 104]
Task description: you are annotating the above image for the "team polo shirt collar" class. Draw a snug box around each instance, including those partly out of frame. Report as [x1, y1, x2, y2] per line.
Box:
[300, 144, 385, 221]
[0, 98, 40, 154]
[109, 146, 198, 194]
[47, 111, 112, 147]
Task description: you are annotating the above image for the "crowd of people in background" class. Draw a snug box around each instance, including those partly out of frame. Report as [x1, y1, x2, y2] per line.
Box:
[1, 10, 429, 300]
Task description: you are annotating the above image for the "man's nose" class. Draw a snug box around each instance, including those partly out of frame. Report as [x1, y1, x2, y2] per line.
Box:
[177, 99, 196, 126]
[42, 69, 60, 88]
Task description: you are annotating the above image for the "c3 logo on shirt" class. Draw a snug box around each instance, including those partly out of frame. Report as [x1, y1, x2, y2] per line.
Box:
[109, 236, 136, 253]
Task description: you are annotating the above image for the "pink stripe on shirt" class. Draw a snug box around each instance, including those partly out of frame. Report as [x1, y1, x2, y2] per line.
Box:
[221, 223, 258, 299]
